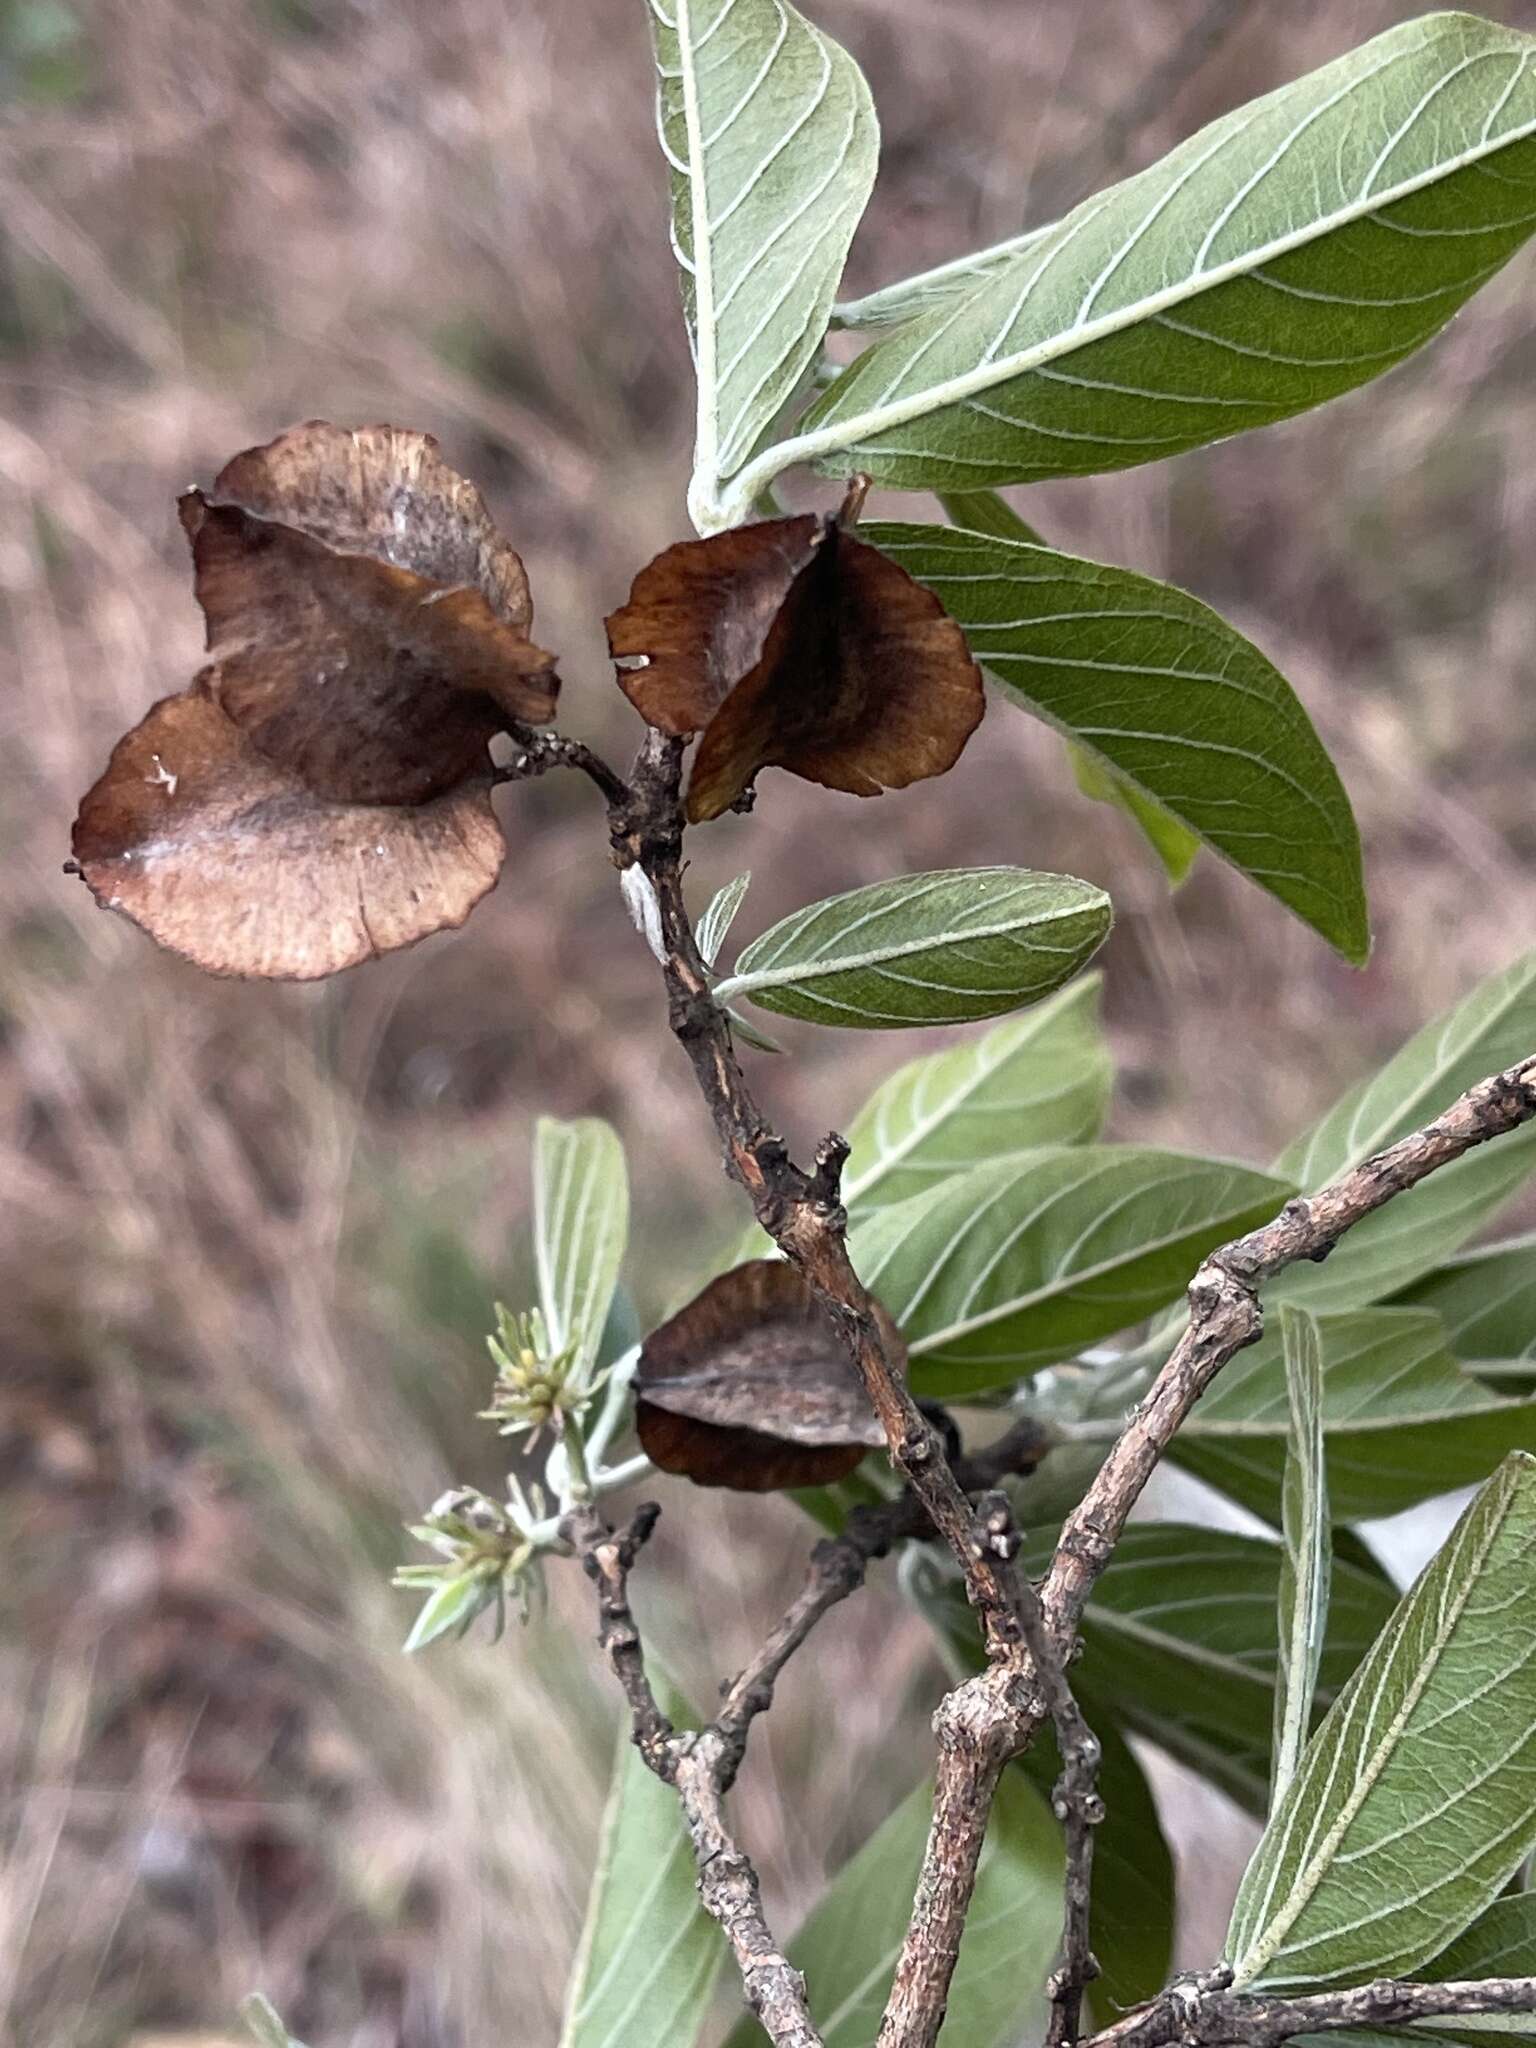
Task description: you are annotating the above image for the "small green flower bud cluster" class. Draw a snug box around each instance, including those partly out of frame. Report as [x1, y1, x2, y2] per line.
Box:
[392, 1479, 550, 1650]
[481, 1304, 592, 1447]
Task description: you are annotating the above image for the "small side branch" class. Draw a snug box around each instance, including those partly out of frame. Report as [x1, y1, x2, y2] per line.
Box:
[497, 722, 633, 807]
[718, 1420, 1051, 1764]
[1086, 1972, 1536, 2048]
[562, 1422, 1049, 2048]
[565, 1498, 822, 2048]
[568, 1500, 670, 1765]
[973, 1492, 1102, 2048]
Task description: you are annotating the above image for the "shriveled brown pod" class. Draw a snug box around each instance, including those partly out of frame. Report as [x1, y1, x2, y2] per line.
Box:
[635, 1259, 902, 1492]
[606, 511, 984, 822]
[71, 422, 559, 979]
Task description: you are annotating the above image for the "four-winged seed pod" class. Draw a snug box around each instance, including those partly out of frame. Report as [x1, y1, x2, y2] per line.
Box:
[605, 500, 985, 822]
[70, 421, 560, 979]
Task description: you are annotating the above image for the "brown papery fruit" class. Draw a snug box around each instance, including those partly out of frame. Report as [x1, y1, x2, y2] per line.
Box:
[606, 514, 984, 822]
[635, 1259, 901, 1492]
[71, 422, 557, 978]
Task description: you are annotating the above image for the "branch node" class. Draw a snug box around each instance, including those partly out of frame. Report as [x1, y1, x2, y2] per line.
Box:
[808, 1130, 851, 1212]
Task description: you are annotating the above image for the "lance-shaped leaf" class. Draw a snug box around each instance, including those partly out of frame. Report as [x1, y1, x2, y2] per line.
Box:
[1173, 1307, 1536, 1526]
[713, 867, 1111, 1031]
[842, 974, 1111, 1214]
[934, 498, 1202, 890]
[1395, 1235, 1536, 1372]
[833, 219, 1061, 334]
[1228, 1454, 1536, 1990]
[697, 871, 752, 967]
[1273, 1306, 1332, 1816]
[559, 1684, 724, 2048]
[743, 15, 1536, 505]
[721, 1770, 1062, 2048]
[647, 0, 878, 527]
[607, 516, 984, 822]
[1274, 950, 1536, 1312]
[635, 1260, 891, 1491]
[533, 1118, 630, 1385]
[866, 521, 1367, 963]
[850, 1144, 1292, 1397]
[1032, 1524, 1394, 1818]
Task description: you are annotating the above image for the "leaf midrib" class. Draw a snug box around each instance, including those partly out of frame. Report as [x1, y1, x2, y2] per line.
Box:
[714, 900, 1095, 1001]
[1086, 1606, 1276, 1692]
[1180, 1394, 1524, 1438]
[675, 0, 719, 494]
[1272, 1312, 1329, 1815]
[898, 1161, 1288, 1354]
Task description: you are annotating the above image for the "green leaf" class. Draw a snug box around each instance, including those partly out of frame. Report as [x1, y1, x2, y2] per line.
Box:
[1227, 1454, 1536, 1990]
[722, 1771, 1061, 2048]
[745, 15, 1536, 506]
[698, 871, 751, 968]
[937, 489, 1048, 546]
[559, 1688, 724, 2048]
[1028, 1524, 1396, 1817]
[866, 521, 1367, 963]
[1274, 950, 1536, 1311]
[401, 1568, 498, 1654]
[1068, 740, 1201, 890]
[647, 0, 878, 530]
[1273, 1306, 1332, 1816]
[841, 974, 1111, 1213]
[1173, 1307, 1536, 1525]
[1395, 1235, 1536, 1372]
[1432, 1893, 1536, 1979]
[1426, 1897, 1536, 2037]
[533, 1117, 630, 1381]
[849, 1145, 1292, 1397]
[712, 867, 1112, 1031]
[833, 221, 1061, 333]
[240, 1995, 308, 2048]
[725, 1005, 786, 1055]
[1015, 1712, 1174, 2018]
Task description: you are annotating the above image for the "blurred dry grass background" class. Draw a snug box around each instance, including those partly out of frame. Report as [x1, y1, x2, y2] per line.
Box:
[2, 0, 1535, 2041]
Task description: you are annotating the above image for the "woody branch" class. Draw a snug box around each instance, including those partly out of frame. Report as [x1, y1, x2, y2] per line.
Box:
[572, 724, 1536, 2048]
[1085, 1971, 1536, 2048]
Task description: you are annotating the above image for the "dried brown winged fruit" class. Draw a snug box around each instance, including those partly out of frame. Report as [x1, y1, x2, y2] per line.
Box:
[70, 421, 559, 980]
[634, 1259, 901, 1492]
[606, 513, 984, 822]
